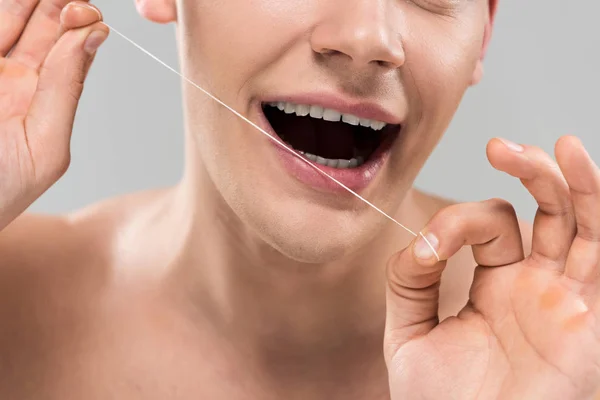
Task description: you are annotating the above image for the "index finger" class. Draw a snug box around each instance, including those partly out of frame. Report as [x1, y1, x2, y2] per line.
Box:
[10, 0, 96, 69]
[0, 0, 39, 56]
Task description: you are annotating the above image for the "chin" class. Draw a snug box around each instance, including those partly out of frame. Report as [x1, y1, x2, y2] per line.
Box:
[263, 229, 360, 264]
[245, 203, 381, 264]
[270, 238, 351, 264]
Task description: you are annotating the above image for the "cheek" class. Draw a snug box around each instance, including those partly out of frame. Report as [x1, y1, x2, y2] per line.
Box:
[405, 27, 482, 119]
[387, 17, 484, 174]
[179, 0, 314, 102]
[398, 14, 484, 147]
[178, 1, 318, 197]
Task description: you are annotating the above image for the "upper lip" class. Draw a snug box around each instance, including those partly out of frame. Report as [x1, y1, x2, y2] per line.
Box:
[260, 92, 404, 125]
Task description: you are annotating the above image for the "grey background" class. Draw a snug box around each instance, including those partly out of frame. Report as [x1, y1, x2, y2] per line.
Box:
[30, 1, 600, 223]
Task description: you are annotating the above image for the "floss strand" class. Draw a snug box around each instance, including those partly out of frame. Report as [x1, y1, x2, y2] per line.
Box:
[100, 22, 441, 262]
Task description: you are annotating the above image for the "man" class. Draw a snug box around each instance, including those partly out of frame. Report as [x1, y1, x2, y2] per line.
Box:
[0, 0, 599, 398]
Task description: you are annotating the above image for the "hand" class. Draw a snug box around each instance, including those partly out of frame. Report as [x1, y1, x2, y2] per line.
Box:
[384, 136, 600, 400]
[0, 0, 107, 228]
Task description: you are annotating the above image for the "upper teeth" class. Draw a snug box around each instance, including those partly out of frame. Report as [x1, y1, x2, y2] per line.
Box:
[269, 102, 387, 131]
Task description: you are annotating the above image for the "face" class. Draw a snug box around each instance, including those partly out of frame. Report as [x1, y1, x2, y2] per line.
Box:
[136, 0, 496, 263]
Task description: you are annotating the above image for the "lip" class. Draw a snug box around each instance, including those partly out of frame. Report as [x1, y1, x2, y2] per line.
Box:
[260, 92, 403, 125]
[254, 100, 400, 194]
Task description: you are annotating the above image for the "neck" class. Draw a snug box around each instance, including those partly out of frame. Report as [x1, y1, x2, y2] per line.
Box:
[162, 145, 419, 396]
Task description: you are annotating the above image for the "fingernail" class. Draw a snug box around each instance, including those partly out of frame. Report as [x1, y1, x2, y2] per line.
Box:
[499, 138, 524, 153]
[413, 232, 439, 261]
[84, 30, 108, 54]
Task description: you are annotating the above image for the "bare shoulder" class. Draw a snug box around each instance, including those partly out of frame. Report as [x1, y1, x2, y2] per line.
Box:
[0, 198, 125, 272]
[0, 212, 108, 302]
[0, 188, 171, 331]
[0, 186, 171, 256]
[0, 189, 174, 394]
[0, 212, 108, 272]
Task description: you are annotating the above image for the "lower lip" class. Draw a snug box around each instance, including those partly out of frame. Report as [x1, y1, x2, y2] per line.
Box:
[256, 105, 397, 194]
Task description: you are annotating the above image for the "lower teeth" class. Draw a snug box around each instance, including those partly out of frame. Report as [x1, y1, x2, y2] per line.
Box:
[298, 151, 364, 169]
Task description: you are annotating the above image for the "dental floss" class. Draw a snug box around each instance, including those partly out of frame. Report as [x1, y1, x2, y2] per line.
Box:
[99, 22, 441, 262]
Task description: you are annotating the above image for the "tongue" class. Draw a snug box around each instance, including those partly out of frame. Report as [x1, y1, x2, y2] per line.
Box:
[279, 116, 356, 160]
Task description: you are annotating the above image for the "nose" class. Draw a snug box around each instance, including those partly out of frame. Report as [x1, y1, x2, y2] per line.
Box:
[310, 0, 405, 70]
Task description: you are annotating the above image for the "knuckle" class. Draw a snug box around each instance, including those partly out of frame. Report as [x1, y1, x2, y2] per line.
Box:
[38, 49, 89, 101]
[67, 56, 90, 99]
[527, 145, 553, 161]
[575, 222, 600, 243]
[73, 52, 90, 82]
[386, 257, 440, 293]
[433, 203, 469, 232]
[485, 198, 517, 218]
[431, 199, 519, 237]
[37, 0, 66, 20]
[2, 0, 35, 18]
[67, 79, 84, 103]
[537, 200, 572, 217]
[36, 65, 55, 93]
[386, 252, 404, 285]
[526, 147, 561, 175]
[386, 251, 425, 291]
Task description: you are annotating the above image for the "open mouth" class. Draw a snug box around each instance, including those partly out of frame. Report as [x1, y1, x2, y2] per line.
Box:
[261, 102, 400, 169]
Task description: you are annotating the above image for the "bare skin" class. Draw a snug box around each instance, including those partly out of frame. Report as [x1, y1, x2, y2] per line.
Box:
[0, 187, 517, 399]
[1, 1, 600, 400]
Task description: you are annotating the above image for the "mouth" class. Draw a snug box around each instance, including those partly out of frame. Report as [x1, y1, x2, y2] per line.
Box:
[257, 98, 402, 193]
[261, 101, 400, 170]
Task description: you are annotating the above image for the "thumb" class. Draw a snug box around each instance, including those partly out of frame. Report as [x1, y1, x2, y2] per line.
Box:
[384, 232, 444, 363]
[25, 19, 108, 185]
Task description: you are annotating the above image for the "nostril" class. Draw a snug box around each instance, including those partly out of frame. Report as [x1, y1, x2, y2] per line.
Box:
[316, 48, 345, 58]
[313, 37, 404, 70]
[319, 47, 333, 54]
[375, 57, 404, 69]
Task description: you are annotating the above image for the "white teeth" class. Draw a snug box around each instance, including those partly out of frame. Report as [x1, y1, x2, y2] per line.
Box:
[284, 103, 295, 114]
[342, 114, 360, 126]
[337, 159, 351, 169]
[322, 109, 342, 122]
[327, 159, 339, 168]
[266, 102, 387, 131]
[370, 121, 386, 131]
[299, 152, 365, 169]
[315, 156, 327, 165]
[309, 105, 324, 119]
[296, 104, 310, 117]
